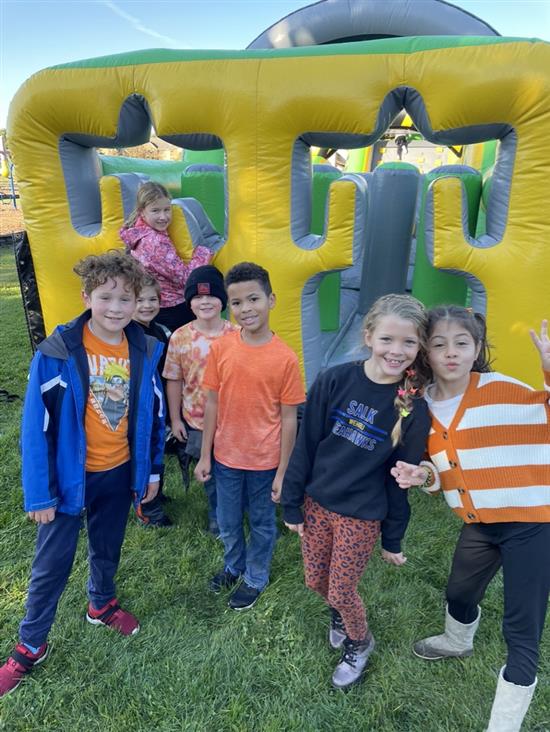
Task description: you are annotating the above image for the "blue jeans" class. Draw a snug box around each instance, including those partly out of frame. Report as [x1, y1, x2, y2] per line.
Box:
[19, 462, 132, 647]
[214, 461, 277, 591]
[204, 476, 217, 525]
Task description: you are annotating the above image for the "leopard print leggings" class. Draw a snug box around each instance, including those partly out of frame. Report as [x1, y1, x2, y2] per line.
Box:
[301, 495, 381, 640]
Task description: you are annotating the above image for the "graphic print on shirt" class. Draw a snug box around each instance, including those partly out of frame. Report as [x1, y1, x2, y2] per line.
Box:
[331, 399, 387, 451]
[88, 357, 130, 431]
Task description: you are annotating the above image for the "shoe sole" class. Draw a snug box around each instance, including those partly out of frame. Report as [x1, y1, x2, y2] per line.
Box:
[412, 646, 473, 661]
[2, 645, 51, 698]
[86, 615, 140, 636]
[227, 593, 261, 613]
[228, 598, 260, 611]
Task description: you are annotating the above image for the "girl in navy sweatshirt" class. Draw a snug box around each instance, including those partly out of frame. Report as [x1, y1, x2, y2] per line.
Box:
[281, 294, 432, 690]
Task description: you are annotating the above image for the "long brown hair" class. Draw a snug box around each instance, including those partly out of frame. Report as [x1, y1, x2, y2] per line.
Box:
[363, 294, 429, 446]
[427, 305, 492, 373]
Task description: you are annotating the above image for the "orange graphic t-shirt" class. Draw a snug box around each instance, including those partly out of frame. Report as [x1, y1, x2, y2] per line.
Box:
[82, 324, 130, 472]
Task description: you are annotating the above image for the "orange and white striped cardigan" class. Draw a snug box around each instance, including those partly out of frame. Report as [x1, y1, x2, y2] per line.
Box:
[426, 371, 550, 524]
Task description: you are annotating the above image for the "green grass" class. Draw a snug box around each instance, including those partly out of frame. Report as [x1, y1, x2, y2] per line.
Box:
[0, 242, 549, 731]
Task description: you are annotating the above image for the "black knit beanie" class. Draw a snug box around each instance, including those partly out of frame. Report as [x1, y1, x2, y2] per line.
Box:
[184, 265, 227, 310]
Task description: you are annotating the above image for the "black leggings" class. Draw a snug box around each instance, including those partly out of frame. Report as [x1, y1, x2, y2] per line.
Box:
[446, 522, 550, 686]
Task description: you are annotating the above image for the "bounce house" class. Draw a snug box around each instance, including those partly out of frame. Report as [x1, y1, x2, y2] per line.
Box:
[6, 0, 550, 387]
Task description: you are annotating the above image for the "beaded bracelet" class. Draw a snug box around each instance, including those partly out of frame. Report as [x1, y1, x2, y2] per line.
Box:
[418, 466, 435, 490]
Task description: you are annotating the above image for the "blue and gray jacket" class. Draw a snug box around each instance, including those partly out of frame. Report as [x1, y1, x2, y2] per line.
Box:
[20, 311, 165, 514]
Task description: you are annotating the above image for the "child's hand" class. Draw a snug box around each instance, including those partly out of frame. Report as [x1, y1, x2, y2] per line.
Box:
[171, 419, 187, 442]
[381, 549, 407, 566]
[391, 460, 429, 489]
[530, 319, 550, 372]
[271, 474, 283, 503]
[284, 522, 304, 537]
[27, 507, 56, 524]
[194, 457, 211, 483]
[141, 481, 160, 504]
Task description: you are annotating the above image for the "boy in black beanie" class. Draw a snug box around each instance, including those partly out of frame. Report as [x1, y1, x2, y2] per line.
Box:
[163, 265, 237, 535]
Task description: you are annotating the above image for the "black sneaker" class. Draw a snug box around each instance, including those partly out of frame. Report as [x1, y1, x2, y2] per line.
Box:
[209, 569, 240, 594]
[228, 582, 262, 611]
[136, 497, 173, 527]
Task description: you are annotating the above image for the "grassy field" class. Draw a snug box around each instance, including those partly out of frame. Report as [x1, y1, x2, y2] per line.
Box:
[0, 242, 548, 731]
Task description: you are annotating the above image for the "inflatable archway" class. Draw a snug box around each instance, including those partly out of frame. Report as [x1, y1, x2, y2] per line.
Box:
[7, 33, 550, 387]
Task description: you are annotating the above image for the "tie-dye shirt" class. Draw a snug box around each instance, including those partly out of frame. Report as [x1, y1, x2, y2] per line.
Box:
[163, 320, 237, 430]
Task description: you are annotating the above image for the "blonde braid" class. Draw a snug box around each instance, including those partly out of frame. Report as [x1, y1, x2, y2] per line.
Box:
[391, 367, 423, 446]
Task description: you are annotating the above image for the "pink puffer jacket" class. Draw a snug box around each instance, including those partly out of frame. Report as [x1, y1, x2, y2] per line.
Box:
[120, 216, 212, 308]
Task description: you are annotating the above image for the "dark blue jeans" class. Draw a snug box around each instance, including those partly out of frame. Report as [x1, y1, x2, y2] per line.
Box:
[204, 476, 217, 525]
[214, 461, 277, 591]
[19, 462, 132, 647]
[446, 522, 550, 686]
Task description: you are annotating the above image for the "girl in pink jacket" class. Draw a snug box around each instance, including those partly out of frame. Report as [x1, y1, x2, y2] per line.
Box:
[120, 182, 212, 332]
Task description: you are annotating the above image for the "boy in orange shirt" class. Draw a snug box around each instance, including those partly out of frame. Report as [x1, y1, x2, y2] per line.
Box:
[195, 262, 304, 610]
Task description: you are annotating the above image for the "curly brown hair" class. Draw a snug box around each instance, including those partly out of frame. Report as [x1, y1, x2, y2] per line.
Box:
[73, 250, 146, 296]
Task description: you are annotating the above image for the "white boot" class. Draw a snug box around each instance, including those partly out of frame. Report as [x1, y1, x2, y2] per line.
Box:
[413, 605, 480, 660]
[485, 667, 537, 732]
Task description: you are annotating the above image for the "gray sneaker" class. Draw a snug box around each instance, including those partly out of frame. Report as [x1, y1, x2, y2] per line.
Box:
[332, 632, 375, 690]
[329, 608, 347, 650]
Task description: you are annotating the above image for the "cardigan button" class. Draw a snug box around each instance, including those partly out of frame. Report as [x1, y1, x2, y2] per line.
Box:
[442, 432, 448, 439]
[458, 488, 465, 494]
[449, 460, 457, 468]
[467, 512, 476, 520]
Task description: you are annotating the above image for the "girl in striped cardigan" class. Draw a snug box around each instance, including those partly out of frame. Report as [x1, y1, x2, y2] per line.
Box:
[392, 307, 550, 732]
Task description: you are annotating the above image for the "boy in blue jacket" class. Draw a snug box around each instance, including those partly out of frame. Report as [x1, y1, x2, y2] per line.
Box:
[0, 251, 165, 698]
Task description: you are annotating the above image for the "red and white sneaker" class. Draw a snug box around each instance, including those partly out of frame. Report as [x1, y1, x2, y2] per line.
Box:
[86, 599, 140, 636]
[0, 643, 49, 698]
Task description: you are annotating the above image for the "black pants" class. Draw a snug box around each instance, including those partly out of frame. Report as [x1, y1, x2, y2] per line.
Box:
[446, 522, 550, 686]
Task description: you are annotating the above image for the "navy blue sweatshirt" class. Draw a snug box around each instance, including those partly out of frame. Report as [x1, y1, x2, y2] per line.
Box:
[281, 362, 431, 553]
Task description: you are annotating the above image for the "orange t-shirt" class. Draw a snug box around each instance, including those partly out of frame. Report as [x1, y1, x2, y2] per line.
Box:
[202, 331, 305, 470]
[82, 324, 130, 472]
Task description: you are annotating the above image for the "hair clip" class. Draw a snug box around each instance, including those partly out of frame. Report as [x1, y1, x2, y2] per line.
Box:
[400, 408, 411, 418]
[409, 387, 418, 395]
[405, 368, 416, 377]
[397, 388, 408, 397]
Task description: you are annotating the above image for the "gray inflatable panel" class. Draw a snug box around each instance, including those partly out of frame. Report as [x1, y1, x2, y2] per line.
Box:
[248, 0, 498, 49]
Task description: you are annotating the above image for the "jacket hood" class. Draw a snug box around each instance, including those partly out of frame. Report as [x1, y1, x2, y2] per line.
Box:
[38, 311, 155, 361]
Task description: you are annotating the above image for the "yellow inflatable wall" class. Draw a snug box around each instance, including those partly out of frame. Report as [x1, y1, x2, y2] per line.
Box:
[7, 37, 550, 384]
